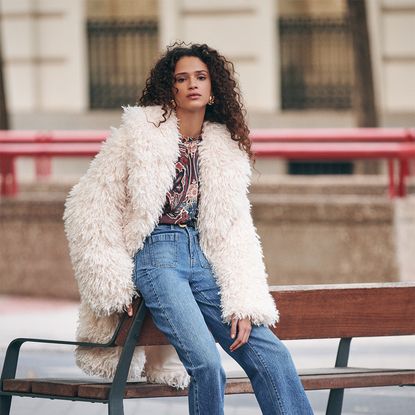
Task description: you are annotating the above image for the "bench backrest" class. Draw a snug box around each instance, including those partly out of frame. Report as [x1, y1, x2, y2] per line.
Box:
[115, 283, 415, 346]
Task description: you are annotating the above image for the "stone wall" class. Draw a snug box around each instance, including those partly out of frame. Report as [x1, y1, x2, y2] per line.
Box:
[255, 194, 398, 285]
[0, 195, 79, 300]
[0, 179, 414, 299]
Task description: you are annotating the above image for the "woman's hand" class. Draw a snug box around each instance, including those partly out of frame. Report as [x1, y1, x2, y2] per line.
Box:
[229, 314, 252, 352]
[126, 303, 133, 317]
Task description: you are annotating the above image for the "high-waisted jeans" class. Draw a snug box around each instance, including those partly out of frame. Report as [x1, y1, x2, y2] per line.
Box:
[132, 223, 314, 415]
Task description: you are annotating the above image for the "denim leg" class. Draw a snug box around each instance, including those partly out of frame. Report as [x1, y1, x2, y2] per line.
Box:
[133, 226, 226, 415]
[191, 233, 314, 415]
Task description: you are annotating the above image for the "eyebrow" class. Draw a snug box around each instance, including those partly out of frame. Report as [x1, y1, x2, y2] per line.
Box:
[174, 70, 208, 76]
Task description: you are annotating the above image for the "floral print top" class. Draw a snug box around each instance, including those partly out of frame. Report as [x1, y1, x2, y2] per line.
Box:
[158, 133, 203, 225]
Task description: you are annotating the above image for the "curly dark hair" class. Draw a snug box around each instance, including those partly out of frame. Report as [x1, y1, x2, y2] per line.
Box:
[137, 41, 255, 163]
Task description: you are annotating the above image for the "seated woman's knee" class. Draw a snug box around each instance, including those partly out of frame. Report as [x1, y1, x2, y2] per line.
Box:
[193, 353, 223, 374]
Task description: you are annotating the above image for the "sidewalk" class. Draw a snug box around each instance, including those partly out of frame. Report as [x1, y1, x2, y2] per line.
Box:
[1, 294, 414, 414]
[0, 295, 79, 351]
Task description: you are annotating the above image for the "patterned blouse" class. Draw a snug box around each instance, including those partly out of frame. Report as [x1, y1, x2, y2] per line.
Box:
[158, 132, 203, 225]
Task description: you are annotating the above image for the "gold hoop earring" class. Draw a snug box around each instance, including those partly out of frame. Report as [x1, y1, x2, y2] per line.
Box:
[170, 99, 177, 109]
[208, 95, 215, 105]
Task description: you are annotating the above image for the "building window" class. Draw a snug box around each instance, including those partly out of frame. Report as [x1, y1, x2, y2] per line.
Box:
[86, 0, 159, 109]
[279, 16, 354, 110]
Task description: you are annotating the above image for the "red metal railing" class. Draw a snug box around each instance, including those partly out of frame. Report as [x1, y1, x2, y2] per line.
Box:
[250, 128, 415, 143]
[1, 129, 415, 198]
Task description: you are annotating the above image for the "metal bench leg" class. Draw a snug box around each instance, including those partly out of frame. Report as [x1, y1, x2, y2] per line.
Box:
[0, 338, 25, 415]
[326, 389, 344, 415]
[108, 299, 148, 415]
[0, 395, 12, 415]
[326, 337, 352, 415]
[108, 398, 124, 415]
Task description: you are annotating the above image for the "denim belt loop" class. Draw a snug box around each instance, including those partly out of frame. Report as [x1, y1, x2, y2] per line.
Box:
[177, 218, 198, 230]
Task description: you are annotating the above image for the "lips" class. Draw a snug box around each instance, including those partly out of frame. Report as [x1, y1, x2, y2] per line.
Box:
[187, 93, 201, 98]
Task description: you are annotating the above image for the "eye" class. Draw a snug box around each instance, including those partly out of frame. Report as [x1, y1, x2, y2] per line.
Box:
[176, 78, 185, 83]
[198, 75, 207, 80]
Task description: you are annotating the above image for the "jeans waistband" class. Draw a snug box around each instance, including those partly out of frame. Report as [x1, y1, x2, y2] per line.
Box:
[156, 220, 198, 230]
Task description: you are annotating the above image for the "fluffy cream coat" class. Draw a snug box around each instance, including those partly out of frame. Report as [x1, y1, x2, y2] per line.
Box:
[63, 104, 279, 389]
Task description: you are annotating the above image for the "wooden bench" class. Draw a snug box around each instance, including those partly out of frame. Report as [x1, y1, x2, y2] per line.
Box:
[1, 282, 414, 414]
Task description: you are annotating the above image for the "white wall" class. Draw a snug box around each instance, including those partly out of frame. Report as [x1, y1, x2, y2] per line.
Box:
[1, 0, 87, 112]
[159, 0, 279, 113]
[367, 0, 415, 114]
[1, 0, 413, 117]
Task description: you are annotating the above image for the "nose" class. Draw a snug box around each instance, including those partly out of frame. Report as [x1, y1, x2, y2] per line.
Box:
[189, 76, 198, 89]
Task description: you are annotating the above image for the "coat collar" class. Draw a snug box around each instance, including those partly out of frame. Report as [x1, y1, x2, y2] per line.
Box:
[120, 104, 252, 245]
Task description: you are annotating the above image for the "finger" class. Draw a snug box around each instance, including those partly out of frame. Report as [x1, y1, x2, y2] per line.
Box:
[233, 326, 251, 350]
[230, 339, 240, 351]
[230, 330, 242, 348]
[230, 337, 244, 351]
[230, 331, 246, 351]
[242, 330, 251, 344]
[230, 318, 238, 339]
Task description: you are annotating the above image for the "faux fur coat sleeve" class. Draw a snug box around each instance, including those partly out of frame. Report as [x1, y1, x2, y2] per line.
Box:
[63, 125, 137, 316]
[228, 150, 279, 326]
[223, 188, 279, 326]
[196, 131, 279, 328]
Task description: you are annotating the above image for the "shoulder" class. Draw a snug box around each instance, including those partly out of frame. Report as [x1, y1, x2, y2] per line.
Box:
[205, 121, 250, 160]
[202, 120, 252, 182]
[120, 104, 168, 130]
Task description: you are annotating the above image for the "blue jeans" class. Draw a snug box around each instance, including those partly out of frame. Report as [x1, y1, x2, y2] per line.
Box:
[133, 223, 314, 415]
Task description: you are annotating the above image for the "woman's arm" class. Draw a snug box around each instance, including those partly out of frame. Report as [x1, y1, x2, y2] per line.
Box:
[63, 125, 136, 317]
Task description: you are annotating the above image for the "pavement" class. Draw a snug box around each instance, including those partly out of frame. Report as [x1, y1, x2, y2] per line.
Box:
[0, 294, 414, 414]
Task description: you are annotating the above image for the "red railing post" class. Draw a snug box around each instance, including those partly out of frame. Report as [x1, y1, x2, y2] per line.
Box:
[388, 159, 395, 198]
[35, 131, 52, 180]
[0, 156, 18, 196]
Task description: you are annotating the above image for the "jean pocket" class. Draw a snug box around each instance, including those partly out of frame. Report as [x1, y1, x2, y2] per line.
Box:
[149, 233, 178, 268]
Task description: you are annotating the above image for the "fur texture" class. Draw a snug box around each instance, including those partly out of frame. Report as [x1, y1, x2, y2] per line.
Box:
[63, 105, 279, 388]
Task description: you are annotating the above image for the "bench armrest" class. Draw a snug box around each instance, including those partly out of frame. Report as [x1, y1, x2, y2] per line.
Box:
[8, 337, 114, 348]
[0, 336, 115, 384]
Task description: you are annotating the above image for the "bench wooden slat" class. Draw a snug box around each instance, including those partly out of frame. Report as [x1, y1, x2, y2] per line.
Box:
[299, 367, 415, 376]
[2, 379, 32, 393]
[78, 378, 255, 399]
[127, 284, 415, 346]
[2, 378, 107, 397]
[31, 379, 99, 397]
[6, 367, 414, 400]
[272, 285, 415, 339]
[77, 369, 415, 397]
[301, 370, 415, 390]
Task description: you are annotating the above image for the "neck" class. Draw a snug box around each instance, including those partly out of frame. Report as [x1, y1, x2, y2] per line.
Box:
[174, 107, 205, 138]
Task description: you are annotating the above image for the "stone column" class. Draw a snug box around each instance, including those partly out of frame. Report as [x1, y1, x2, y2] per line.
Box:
[394, 197, 415, 281]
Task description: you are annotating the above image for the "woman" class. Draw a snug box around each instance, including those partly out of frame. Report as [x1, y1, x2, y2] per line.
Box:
[63, 42, 313, 414]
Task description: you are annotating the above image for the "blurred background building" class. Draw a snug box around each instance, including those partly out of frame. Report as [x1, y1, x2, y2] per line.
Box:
[0, 0, 414, 297]
[0, 0, 413, 120]
[1, 0, 414, 178]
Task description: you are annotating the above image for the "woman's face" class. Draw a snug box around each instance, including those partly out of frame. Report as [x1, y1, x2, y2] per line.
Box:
[172, 56, 212, 113]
